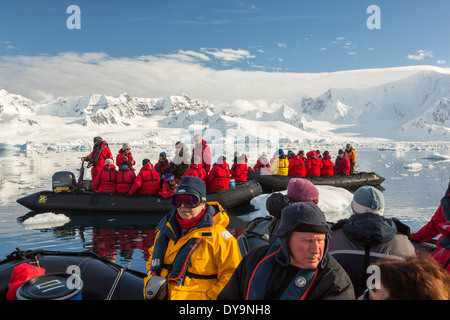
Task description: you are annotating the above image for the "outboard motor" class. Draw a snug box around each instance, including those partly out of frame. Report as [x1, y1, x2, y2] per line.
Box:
[52, 171, 77, 193]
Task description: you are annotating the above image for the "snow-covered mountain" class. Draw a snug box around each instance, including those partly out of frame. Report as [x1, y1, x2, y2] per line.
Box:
[1, 67, 450, 146]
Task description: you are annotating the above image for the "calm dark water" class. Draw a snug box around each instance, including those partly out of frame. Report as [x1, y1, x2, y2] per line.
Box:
[0, 144, 449, 273]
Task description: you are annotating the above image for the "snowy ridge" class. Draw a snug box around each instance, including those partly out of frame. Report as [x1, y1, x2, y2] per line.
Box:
[1, 67, 450, 144]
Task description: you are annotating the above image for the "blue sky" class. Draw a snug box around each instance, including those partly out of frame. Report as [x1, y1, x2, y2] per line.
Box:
[1, 0, 450, 103]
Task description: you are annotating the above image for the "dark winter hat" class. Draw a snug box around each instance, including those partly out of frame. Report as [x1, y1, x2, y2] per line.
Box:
[266, 192, 291, 219]
[142, 158, 151, 165]
[175, 176, 206, 198]
[277, 202, 329, 238]
[351, 186, 385, 215]
[278, 149, 284, 155]
[323, 151, 329, 156]
[286, 178, 319, 204]
[93, 136, 103, 143]
[160, 152, 167, 158]
[165, 173, 175, 181]
[275, 202, 329, 267]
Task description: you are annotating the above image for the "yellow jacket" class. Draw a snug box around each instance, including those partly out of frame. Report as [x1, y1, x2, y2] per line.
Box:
[144, 202, 242, 300]
[270, 156, 289, 176]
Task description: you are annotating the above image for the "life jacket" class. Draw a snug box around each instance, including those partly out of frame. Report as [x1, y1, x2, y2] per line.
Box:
[93, 164, 117, 193]
[245, 243, 318, 300]
[91, 141, 112, 168]
[160, 179, 179, 199]
[116, 149, 134, 168]
[321, 155, 334, 176]
[192, 140, 212, 173]
[116, 166, 136, 193]
[230, 162, 248, 183]
[288, 155, 306, 177]
[207, 163, 230, 192]
[335, 156, 350, 175]
[151, 236, 214, 286]
[148, 203, 229, 289]
[129, 163, 160, 195]
[253, 157, 270, 171]
[183, 164, 207, 185]
[271, 155, 289, 176]
[305, 151, 322, 177]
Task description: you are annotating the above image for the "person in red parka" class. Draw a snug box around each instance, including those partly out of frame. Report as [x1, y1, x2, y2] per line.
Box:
[335, 149, 351, 175]
[183, 156, 207, 185]
[206, 156, 230, 192]
[253, 152, 271, 173]
[288, 152, 306, 177]
[155, 152, 173, 178]
[230, 153, 248, 183]
[93, 158, 117, 193]
[192, 134, 212, 174]
[321, 151, 334, 176]
[160, 173, 179, 199]
[81, 136, 113, 182]
[411, 182, 450, 273]
[305, 150, 322, 177]
[116, 160, 136, 194]
[128, 159, 161, 195]
[116, 143, 136, 169]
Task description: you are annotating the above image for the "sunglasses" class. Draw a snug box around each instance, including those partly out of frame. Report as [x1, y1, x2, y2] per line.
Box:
[171, 193, 205, 208]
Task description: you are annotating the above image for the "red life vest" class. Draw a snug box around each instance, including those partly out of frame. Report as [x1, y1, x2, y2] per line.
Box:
[129, 163, 161, 195]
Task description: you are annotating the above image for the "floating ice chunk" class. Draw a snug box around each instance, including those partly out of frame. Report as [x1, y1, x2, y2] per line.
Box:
[403, 162, 423, 171]
[22, 212, 70, 229]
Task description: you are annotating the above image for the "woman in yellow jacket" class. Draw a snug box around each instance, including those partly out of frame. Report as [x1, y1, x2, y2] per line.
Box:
[144, 176, 242, 300]
[270, 149, 289, 176]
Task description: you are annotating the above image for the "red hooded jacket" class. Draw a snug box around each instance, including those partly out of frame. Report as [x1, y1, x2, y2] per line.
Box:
[192, 140, 212, 173]
[129, 163, 161, 195]
[116, 166, 136, 193]
[253, 156, 271, 171]
[230, 160, 248, 183]
[116, 149, 135, 168]
[183, 163, 207, 185]
[86, 141, 113, 180]
[207, 162, 230, 192]
[335, 156, 350, 175]
[288, 154, 306, 177]
[160, 178, 179, 199]
[93, 163, 117, 193]
[321, 154, 334, 176]
[305, 151, 322, 177]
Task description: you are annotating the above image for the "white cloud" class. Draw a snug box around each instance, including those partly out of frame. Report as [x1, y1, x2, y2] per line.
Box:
[437, 60, 447, 65]
[407, 50, 433, 61]
[0, 52, 445, 107]
[276, 42, 287, 48]
[200, 48, 255, 62]
[348, 52, 357, 55]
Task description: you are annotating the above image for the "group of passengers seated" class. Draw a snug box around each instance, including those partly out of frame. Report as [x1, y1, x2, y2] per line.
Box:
[91, 140, 357, 195]
[252, 146, 357, 177]
[92, 143, 250, 196]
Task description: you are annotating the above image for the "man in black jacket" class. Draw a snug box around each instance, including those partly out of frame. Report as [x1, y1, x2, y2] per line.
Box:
[218, 202, 355, 300]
